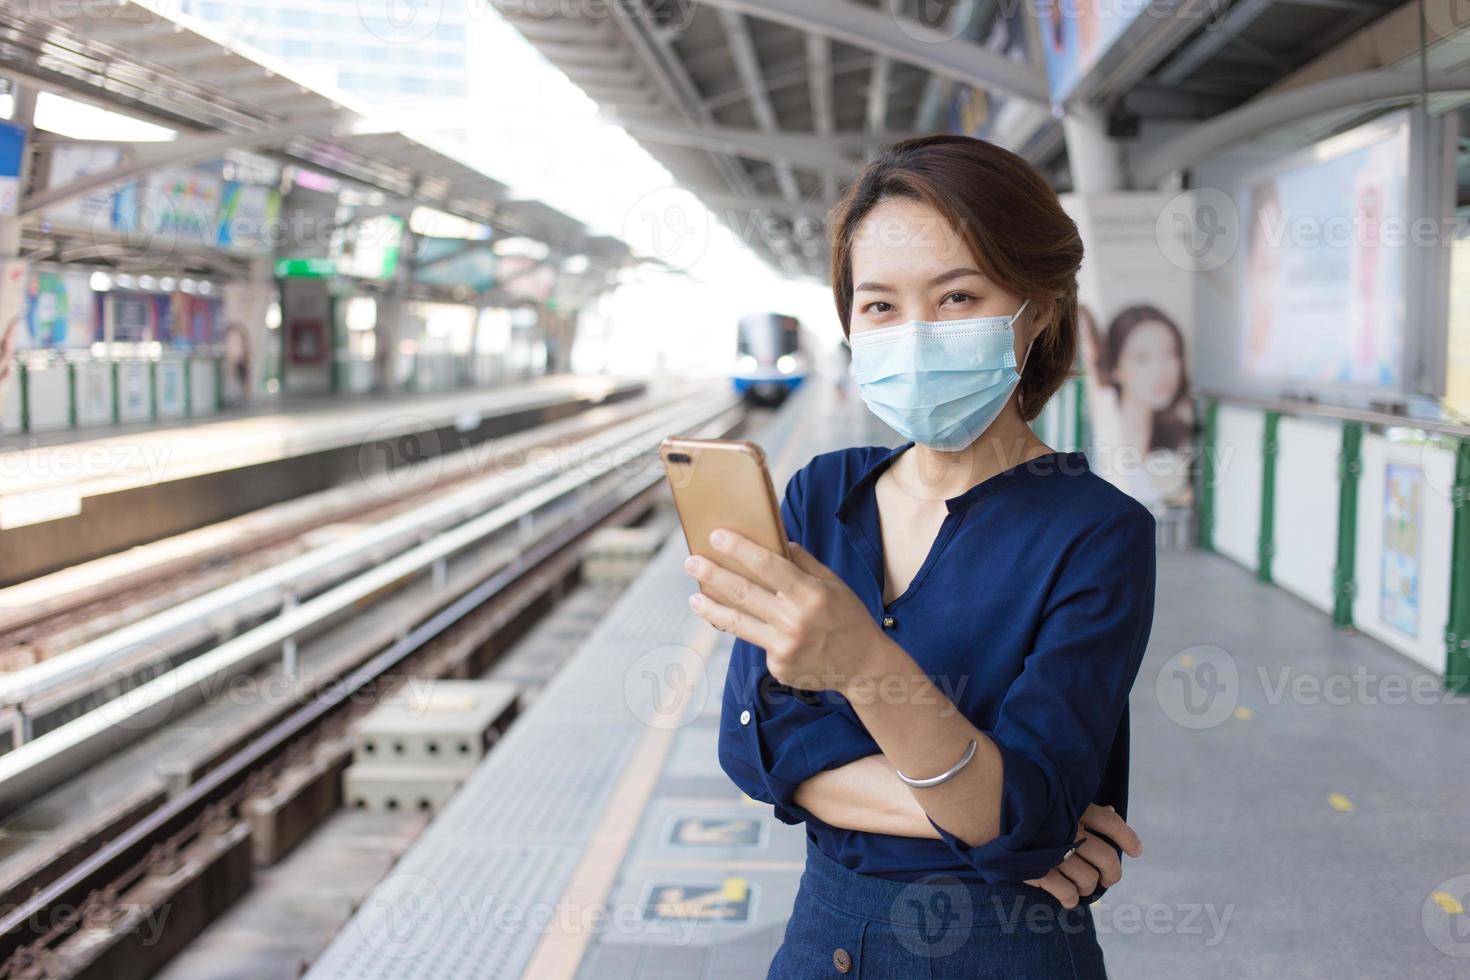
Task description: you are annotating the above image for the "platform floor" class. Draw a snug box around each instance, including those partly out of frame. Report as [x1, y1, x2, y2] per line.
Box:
[0, 373, 639, 501]
[304, 380, 1470, 980]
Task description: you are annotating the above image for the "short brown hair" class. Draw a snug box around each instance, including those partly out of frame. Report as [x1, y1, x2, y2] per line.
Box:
[829, 135, 1082, 422]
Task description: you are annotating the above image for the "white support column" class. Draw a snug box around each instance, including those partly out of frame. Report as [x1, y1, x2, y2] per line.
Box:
[374, 209, 415, 394]
[1062, 105, 1126, 193]
[221, 255, 274, 405]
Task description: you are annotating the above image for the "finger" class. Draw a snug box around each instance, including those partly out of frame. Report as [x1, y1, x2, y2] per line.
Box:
[1081, 806, 1143, 857]
[1025, 869, 1079, 910]
[687, 592, 781, 650]
[1057, 854, 1099, 900]
[1076, 835, 1122, 888]
[684, 555, 786, 625]
[709, 528, 801, 594]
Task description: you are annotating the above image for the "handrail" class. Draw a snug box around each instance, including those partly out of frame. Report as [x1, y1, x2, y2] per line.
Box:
[0, 391, 716, 711]
[1196, 389, 1470, 441]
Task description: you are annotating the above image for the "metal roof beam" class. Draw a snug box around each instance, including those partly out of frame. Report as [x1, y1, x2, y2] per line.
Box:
[690, 0, 1048, 106]
[604, 117, 883, 176]
[916, 0, 985, 132]
[1135, 66, 1470, 185]
[1157, 0, 1278, 85]
[19, 111, 349, 218]
[717, 9, 802, 201]
[807, 33, 836, 201]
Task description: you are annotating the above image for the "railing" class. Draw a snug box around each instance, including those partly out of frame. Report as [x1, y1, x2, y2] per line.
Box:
[2, 351, 224, 436]
[1193, 389, 1469, 690]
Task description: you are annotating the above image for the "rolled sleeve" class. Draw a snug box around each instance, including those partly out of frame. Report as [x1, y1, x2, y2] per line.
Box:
[930, 507, 1156, 882]
[715, 462, 880, 824]
[718, 651, 878, 823]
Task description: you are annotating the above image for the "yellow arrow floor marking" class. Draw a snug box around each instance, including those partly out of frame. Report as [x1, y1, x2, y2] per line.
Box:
[1431, 891, 1465, 916]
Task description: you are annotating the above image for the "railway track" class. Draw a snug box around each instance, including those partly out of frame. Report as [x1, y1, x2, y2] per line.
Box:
[0, 390, 747, 980]
[0, 386, 697, 665]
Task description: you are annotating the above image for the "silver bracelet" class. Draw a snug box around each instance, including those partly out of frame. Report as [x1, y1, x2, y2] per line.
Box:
[895, 739, 978, 788]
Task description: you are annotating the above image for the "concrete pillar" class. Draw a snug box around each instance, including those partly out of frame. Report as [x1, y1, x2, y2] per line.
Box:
[220, 255, 274, 404]
[1062, 105, 1126, 193]
[373, 210, 415, 394]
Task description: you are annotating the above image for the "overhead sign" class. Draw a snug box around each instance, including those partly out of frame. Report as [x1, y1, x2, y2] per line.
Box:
[274, 256, 336, 279]
[0, 122, 26, 216]
[1038, 0, 1150, 105]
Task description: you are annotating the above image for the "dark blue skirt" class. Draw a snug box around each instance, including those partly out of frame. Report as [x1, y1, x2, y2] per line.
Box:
[768, 838, 1108, 979]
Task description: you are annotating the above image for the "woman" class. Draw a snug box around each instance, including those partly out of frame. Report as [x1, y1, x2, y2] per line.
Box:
[683, 136, 1156, 978]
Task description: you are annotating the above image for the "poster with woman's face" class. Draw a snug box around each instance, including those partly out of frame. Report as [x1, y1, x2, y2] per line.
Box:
[1086, 302, 1195, 508]
[1063, 193, 1197, 510]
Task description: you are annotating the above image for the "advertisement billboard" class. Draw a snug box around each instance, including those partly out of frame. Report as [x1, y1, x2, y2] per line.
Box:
[1038, 0, 1151, 105]
[1239, 115, 1409, 388]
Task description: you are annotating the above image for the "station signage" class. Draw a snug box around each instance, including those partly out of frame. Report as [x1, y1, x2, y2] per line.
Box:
[274, 256, 336, 279]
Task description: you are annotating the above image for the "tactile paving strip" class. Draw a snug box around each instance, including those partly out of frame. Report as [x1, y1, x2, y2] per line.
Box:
[307, 506, 715, 979]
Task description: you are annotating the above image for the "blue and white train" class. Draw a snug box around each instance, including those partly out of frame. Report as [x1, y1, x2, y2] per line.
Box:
[732, 312, 808, 405]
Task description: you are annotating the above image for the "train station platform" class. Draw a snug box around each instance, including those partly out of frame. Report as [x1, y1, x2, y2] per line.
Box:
[0, 375, 647, 585]
[302, 380, 1470, 980]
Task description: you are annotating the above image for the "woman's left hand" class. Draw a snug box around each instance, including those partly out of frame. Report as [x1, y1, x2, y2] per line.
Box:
[1024, 804, 1144, 909]
[683, 529, 882, 692]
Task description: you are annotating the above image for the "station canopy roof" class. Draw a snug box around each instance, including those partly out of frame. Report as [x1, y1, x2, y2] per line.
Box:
[492, 0, 1444, 277]
[0, 0, 633, 290]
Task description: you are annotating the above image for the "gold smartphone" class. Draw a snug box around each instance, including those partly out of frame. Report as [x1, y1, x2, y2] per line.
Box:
[659, 436, 790, 594]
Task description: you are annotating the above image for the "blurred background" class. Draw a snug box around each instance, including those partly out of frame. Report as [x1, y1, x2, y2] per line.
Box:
[0, 0, 1466, 977]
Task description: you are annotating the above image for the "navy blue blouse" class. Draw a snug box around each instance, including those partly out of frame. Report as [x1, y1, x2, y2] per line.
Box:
[717, 443, 1156, 887]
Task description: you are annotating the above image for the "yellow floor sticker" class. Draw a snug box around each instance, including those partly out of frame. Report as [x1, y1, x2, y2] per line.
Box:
[644, 879, 753, 922]
[1431, 891, 1466, 916]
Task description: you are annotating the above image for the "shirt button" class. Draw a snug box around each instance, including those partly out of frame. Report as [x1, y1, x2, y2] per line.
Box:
[833, 947, 852, 973]
[739, 709, 751, 726]
[881, 615, 895, 628]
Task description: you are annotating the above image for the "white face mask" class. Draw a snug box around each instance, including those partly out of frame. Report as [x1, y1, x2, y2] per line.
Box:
[849, 300, 1031, 451]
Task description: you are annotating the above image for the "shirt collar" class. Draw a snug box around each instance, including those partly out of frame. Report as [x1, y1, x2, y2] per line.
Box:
[835, 444, 1090, 522]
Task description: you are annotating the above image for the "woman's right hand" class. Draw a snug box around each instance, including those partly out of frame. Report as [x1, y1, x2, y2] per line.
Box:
[1024, 804, 1143, 909]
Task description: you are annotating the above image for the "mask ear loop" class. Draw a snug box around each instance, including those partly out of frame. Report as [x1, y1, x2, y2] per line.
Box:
[1012, 298, 1035, 375]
